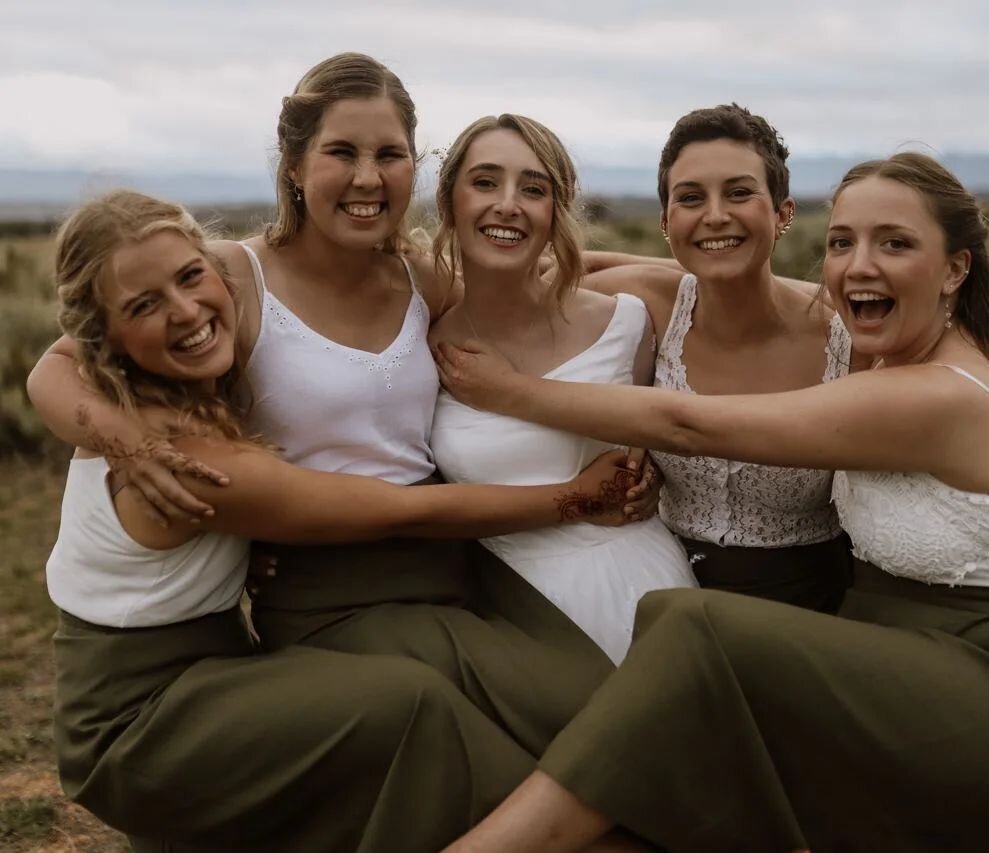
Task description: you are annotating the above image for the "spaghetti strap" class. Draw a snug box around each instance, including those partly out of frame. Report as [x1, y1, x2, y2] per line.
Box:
[931, 363, 989, 397]
[238, 242, 266, 306]
[399, 254, 423, 299]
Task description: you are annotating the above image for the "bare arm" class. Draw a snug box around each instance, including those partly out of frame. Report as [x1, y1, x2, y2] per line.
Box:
[435, 342, 988, 491]
[27, 336, 227, 522]
[582, 251, 682, 274]
[171, 437, 635, 543]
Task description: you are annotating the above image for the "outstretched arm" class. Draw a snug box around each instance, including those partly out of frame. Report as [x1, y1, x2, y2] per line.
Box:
[582, 251, 682, 274]
[435, 341, 985, 489]
[169, 438, 636, 543]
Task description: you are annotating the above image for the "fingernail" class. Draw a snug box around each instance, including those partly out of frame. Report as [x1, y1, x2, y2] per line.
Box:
[190, 517, 200, 525]
[218, 477, 230, 486]
[266, 568, 276, 577]
[204, 509, 215, 517]
[627, 460, 638, 471]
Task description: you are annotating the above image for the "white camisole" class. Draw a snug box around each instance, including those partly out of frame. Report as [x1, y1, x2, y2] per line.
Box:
[832, 364, 989, 587]
[46, 457, 248, 627]
[241, 244, 437, 484]
[652, 273, 851, 547]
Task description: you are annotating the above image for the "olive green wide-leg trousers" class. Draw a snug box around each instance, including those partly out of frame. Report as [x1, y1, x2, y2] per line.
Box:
[540, 571, 989, 853]
[54, 609, 538, 853]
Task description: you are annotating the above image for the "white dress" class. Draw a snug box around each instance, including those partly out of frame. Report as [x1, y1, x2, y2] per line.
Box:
[432, 294, 695, 663]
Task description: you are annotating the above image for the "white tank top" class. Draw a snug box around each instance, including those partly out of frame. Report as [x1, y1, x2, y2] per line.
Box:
[241, 244, 437, 484]
[46, 457, 248, 627]
[832, 364, 989, 587]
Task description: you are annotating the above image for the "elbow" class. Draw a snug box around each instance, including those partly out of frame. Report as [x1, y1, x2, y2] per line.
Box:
[650, 397, 705, 457]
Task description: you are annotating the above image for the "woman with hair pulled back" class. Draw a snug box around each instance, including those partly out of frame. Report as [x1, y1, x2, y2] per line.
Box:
[45, 189, 638, 851]
[438, 151, 989, 852]
[585, 104, 856, 612]
[429, 114, 695, 663]
[29, 54, 627, 777]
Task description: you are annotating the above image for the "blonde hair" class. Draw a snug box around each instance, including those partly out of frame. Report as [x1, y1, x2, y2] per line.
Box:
[54, 190, 250, 441]
[432, 114, 584, 310]
[265, 52, 418, 253]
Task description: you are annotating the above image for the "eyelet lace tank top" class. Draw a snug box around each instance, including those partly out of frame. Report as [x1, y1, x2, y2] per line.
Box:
[652, 274, 852, 547]
[240, 244, 437, 484]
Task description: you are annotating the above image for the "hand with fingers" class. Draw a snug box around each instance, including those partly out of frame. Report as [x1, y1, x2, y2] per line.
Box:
[434, 339, 521, 413]
[622, 448, 663, 522]
[100, 434, 229, 528]
[557, 449, 640, 527]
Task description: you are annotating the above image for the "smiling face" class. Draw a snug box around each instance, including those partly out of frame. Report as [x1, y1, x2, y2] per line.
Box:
[291, 96, 415, 250]
[662, 138, 793, 283]
[104, 230, 237, 384]
[451, 128, 554, 275]
[825, 175, 970, 364]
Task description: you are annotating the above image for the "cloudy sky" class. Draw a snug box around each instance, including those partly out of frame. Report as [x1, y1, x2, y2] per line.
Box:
[3, 0, 987, 189]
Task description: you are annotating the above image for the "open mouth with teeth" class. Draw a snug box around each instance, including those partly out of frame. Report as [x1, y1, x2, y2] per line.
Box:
[171, 319, 217, 355]
[480, 225, 527, 246]
[696, 237, 745, 252]
[340, 202, 386, 219]
[847, 292, 896, 324]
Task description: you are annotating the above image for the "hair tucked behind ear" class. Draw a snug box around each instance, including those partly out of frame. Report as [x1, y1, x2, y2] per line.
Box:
[432, 113, 584, 310]
[55, 190, 252, 441]
[833, 152, 989, 358]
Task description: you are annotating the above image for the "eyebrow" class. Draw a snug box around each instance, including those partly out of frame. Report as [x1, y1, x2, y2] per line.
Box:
[466, 163, 552, 183]
[671, 174, 758, 192]
[827, 223, 920, 234]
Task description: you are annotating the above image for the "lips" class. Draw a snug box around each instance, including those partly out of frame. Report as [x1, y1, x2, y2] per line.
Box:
[171, 319, 216, 354]
[695, 237, 745, 251]
[480, 225, 527, 245]
[340, 202, 385, 219]
[847, 291, 895, 324]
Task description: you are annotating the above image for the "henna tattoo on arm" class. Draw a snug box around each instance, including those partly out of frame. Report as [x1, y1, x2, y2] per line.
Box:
[556, 468, 637, 521]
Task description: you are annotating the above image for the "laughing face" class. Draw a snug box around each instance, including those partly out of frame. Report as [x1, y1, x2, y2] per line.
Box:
[824, 176, 971, 365]
[105, 231, 237, 384]
[292, 96, 415, 250]
[451, 128, 554, 275]
[662, 138, 793, 283]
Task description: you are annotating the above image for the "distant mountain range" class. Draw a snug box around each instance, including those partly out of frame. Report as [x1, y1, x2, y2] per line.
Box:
[2, 152, 988, 219]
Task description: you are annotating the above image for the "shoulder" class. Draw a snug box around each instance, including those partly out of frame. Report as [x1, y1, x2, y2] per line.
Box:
[403, 249, 462, 321]
[584, 264, 683, 338]
[210, 238, 262, 352]
[209, 239, 255, 283]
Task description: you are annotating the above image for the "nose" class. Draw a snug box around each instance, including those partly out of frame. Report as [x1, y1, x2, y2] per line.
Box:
[492, 183, 521, 218]
[168, 288, 200, 324]
[352, 156, 383, 190]
[846, 242, 879, 280]
[701, 197, 730, 227]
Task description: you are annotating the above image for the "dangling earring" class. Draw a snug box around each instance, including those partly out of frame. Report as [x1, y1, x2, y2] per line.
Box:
[945, 302, 953, 329]
[293, 184, 303, 203]
[661, 225, 670, 243]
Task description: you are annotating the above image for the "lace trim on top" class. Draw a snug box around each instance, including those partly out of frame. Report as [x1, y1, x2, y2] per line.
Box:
[833, 470, 989, 586]
[653, 274, 848, 547]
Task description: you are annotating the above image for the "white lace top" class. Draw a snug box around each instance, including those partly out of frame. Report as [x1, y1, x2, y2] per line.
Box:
[652, 274, 851, 547]
[832, 364, 989, 587]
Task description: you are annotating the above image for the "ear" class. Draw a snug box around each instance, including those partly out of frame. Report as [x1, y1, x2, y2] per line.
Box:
[775, 197, 796, 236]
[944, 248, 972, 295]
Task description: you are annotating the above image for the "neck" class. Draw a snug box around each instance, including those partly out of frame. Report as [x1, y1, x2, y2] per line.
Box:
[460, 259, 550, 339]
[881, 324, 952, 369]
[693, 263, 786, 342]
[283, 223, 378, 293]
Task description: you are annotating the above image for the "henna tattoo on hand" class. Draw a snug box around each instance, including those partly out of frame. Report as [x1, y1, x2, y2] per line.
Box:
[556, 468, 638, 521]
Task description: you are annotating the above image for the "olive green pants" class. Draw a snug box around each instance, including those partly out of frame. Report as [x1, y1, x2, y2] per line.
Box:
[54, 608, 537, 853]
[251, 537, 614, 758]
[540, 565, 989, 852]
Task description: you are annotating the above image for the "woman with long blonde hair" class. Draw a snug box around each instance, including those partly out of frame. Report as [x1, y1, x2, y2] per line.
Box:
[429, 114, 695, 663]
